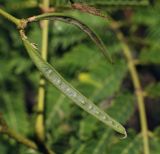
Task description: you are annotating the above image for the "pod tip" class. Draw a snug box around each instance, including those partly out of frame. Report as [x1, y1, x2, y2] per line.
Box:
[121, 130, 127, 139]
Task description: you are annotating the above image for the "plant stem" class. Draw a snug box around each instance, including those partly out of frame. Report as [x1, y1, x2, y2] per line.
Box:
[0, 8, 20, 26]
[4, 128, 38, 150]
[110, 21, 150, 154]
[1, 110, 55, 154]
[1, 127, 55, 154]
[0, 116, 37, 150]
[1, 127, 56, 154]
[35, 0, 50, 142]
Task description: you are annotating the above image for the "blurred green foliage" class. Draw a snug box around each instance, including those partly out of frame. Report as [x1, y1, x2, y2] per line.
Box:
[0, 0, 160, 154]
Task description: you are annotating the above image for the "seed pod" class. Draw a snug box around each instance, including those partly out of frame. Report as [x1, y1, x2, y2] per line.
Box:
[20, 30, 127, 137]
[28, 13, 112, 63]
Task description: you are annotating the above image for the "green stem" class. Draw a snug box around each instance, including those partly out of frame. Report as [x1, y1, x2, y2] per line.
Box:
[1, 127, 54, 154]
[0, 8, 20, 26]
[1, 112, 54, 154]
[0, 117, 37, 150]
[35, 0, 50, 143]
[110, 21, 150, 154]
[4, 128, 37, 150]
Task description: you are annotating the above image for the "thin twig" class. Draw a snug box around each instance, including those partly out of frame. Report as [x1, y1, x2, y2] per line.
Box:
[109, 20, 150, 154]
[2, 128, 38, 150]
[0, 8, 20, 26]
[0, 8, 28, 30]
[0, 114, 37, 150]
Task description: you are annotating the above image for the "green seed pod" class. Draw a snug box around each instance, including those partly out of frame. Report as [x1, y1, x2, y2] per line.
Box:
[20, 30, 127, 137]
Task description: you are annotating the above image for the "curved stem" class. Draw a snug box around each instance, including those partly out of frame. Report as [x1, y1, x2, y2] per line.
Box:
[1, 127, 55, 154]
[0, 8, 20, 26]
[35, 0, 50, 142]
[110, 20, 150, 154]
[0, 115, 37, 150]
[2, 128, 38, 150]
[1, 111, 54, 154]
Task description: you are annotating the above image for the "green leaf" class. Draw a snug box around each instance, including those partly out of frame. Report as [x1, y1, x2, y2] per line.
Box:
[71, 0, 149, 6]
[109, 134, 142, 154]
[51, 0, 149, 7]
[145, 82, 160, 98]
[139, 46, 160, 64]
[0, 87, 29, 135]
[149, 133, 160, 154]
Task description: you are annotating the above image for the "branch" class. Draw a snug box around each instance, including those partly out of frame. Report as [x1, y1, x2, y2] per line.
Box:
[0, 113, 55, 154]
[0, 8, 20, 26]
[109, 20, 150, 154]
[0, 113, 37, 150]
[0, 8, 28, 30]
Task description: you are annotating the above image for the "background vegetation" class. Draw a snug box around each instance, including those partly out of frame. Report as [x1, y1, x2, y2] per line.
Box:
[0, 0, 160, 154]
